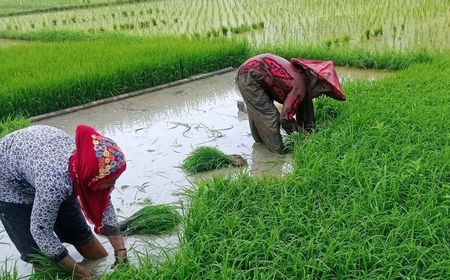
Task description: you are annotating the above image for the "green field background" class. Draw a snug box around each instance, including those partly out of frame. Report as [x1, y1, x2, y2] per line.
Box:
[0, 0, 449, 279]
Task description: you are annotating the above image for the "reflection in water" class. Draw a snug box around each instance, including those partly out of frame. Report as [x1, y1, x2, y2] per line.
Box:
[0, 68, 391, 277]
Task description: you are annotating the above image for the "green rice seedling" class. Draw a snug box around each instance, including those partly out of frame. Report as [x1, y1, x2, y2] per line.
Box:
[373, 27, 383, 37]
[29, 253, 73, 280]
[0, 117, 31, 138]
[365, 29, 371, 40]
[282, 132, 302, 153]
[314, 99, 339, 123]
[220, 25, 228, 36]
[182, 146, 246, 173]
[0, 34, 249, 119]
[0, 260, 19, 280]
[1, 0, 448, 51]
[119, 205, 182, 236]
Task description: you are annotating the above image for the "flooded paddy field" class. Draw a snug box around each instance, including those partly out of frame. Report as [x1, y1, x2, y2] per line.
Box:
[0, 67, 392, 277]
[0, 0, 448, 51]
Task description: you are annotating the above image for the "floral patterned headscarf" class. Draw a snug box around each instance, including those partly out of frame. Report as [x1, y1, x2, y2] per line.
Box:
[69, 124, 127, 234]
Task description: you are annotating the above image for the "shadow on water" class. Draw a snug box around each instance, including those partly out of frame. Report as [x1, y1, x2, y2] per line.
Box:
[0, 67, 392, 277]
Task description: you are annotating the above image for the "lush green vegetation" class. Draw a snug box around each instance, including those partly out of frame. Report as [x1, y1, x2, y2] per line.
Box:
[0, 117, 31, 138]
[119, 204, 182, 236]
[0, 29, 433, 122]
[103, 54, 450, 279]
[29, 253, 74, 280]
[0, 1, 449, 279]
[0, 35, 248, 119]
[0, 0, 448, 51]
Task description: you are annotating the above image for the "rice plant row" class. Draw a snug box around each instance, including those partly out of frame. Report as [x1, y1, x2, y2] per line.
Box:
[0, 0, 154, 16]
[0, 36, 248, 119]
[0, 0, 449, 51]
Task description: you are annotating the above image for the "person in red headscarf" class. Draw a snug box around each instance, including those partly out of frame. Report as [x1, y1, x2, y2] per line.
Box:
[236, 53, 346, 154]
[0, 124, 128, 279]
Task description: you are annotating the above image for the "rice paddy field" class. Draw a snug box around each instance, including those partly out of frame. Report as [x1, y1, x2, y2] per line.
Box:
[0, 0, 449, 279]
[1, 0, 449, 50]
[0, 0, 148, 16]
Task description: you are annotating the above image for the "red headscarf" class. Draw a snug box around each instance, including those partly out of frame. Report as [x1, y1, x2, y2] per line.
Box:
[69, 124, 127, 234]
[290, 58, 346, 101]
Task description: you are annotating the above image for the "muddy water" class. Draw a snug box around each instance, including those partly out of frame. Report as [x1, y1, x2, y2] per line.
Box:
[335, 66, 392, 82]
[0, 67, 391, 277]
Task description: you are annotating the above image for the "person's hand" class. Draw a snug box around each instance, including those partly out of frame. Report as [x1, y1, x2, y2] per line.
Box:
[74, 264, 94, 280]
[281, 119, 298, 134]
[59, 255, 93, 280]
[111, 248, 129, 269]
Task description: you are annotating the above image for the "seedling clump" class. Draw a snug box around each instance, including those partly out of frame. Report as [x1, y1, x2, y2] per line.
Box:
[119, 205, 182, 236]
[29, 253, 72, 280]
[182, 146, 246, 173]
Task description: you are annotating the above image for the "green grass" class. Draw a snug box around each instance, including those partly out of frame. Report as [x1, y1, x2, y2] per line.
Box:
[0, 35, 248, 119]
[0, 29, 137, 42]
[1, 0, 448, 51]
[0, 117, 31, 138]
[182, 146, 234, 174]
[100, 53, 450, 279]
[0, 261, 18, 280]
[254, 44, 432, 70]
[29, 253, 74, 280]
[119, 205, 182, 236]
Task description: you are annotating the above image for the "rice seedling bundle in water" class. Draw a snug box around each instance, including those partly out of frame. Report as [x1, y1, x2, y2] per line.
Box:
[119, 205, 181, 236]
[182, 146, 246, 173]
[29, 253, 73, 280]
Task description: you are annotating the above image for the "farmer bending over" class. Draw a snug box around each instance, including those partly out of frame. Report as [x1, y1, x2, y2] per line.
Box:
[0, 124, 128, 279]
[236, 53, 346, 154]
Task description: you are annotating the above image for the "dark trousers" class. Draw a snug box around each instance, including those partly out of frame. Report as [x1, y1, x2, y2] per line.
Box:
[236, 70, 284, 154]
[0, 195, 94, 263]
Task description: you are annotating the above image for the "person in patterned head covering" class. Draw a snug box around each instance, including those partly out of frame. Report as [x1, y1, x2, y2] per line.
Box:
[236, 53, 346, 154]
[0, 124, 127, 278]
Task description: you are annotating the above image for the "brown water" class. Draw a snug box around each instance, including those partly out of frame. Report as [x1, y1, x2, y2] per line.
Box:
[0, 67, 392, 277]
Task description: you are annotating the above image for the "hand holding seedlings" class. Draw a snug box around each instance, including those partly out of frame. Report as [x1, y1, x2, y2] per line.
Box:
[236, 53, 345, 154]
[111, 248, 129, 269]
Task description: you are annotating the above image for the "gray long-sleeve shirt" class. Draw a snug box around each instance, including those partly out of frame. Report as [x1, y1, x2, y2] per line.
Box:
[0, 125, 119, 260]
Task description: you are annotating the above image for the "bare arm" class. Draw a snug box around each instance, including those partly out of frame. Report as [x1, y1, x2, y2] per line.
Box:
[102, 201, 128, 264]
[108, 234, 128, 259]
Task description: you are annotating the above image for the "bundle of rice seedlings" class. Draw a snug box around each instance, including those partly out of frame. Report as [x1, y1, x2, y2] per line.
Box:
[119, 205, 182, 236]
[30, 253, 73, 280]
[182, 146, 247, 173]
